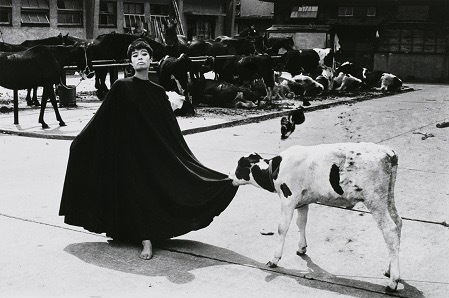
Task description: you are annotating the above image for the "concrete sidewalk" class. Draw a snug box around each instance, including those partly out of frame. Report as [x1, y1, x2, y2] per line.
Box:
[1, 82, 448, 297]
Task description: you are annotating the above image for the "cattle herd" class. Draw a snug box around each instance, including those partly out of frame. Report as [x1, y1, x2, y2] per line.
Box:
[0, 30, 404, 126]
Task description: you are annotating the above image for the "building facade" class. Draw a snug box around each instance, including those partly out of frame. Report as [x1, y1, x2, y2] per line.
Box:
[0, 0, 236, 43]
[262, 0, 449, 82]
[234, 0, 273, 34]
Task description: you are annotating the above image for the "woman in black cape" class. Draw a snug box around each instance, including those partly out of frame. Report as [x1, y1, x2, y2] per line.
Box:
[59, 39, 238, 259]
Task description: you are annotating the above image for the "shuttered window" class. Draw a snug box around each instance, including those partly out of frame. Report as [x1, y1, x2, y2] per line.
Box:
[338, 7, 353, 17]
[57, 0, 83, 26]
[21, 0, 50, 26]
[99, 1, 117, 28]
[0, 0, 12, 25]
[379, 29, 446, 54]
[123, 2, 145, 28]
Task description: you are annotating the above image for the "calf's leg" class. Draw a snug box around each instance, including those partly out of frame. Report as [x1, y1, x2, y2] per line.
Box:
[366, 200, 401, 291]
[295, 205, 309, 255]
[267, 199, 295, 268]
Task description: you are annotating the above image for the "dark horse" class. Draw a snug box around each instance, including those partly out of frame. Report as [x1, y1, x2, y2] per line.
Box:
[0, 45, 94, 128]
[85, 33, 166, 100]
[0, 33, 72, 106]
[163, 18, 188, 57]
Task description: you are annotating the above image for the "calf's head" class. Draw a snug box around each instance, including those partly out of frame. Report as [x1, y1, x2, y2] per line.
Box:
[230, 153, 283, 193]
[229, 153, 270, 187]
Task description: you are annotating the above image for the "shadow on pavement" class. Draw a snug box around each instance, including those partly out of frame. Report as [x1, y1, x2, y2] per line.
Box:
[64, 239, 424, 297]
[264, 254, 424, 298]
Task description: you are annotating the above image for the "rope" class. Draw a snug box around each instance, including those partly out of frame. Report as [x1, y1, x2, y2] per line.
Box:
[58, 47, 93, 90]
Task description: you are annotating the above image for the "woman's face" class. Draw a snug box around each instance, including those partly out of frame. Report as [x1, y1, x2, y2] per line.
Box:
[130, 49, 152, 71]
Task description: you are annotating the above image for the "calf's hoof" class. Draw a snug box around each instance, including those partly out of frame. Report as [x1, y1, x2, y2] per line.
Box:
[296, 247, 307, 256]
[385, 282, 398, 293]
[266, 261, 278, 268]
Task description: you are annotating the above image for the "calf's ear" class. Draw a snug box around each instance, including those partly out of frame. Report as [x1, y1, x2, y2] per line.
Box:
[238, 157, 251, 168]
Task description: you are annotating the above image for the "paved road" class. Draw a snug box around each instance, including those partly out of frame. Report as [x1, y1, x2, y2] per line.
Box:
[1, 84, 448, 297]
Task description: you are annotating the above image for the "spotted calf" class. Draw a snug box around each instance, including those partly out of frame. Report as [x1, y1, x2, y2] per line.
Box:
[229, 142, 402, 291]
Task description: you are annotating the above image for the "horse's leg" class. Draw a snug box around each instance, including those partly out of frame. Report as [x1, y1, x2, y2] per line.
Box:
[25, 88, 33, 106]
[38, 87, 50, 129]
[48, 85, 66, 127]
[95, 69, 108, 100]
[32, 87, 40, 106]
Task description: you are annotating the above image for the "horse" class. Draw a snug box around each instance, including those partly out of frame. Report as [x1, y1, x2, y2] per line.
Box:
[163, 18, 188, 57]
[0, 45, 94, 128]
[186, 39, 229, 57]
[84, 32, 166, 100]
[0, 33, 73, 106]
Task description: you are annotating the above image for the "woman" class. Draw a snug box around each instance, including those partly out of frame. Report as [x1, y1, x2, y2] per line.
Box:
[59, 39, 238, 259]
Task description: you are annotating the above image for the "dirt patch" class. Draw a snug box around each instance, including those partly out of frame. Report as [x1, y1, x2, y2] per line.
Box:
[1, 87, 414, 118]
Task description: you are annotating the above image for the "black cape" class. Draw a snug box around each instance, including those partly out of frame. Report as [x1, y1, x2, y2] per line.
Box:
[59, 77, 238, 242]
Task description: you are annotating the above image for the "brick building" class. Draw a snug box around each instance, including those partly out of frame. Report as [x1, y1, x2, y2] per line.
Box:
[262, 0, 449, 82]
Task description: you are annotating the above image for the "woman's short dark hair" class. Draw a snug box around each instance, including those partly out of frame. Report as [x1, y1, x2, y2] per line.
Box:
[127, 38, 153, 59]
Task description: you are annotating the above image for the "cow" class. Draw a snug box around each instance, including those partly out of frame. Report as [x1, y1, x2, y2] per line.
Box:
[273, 72, 323, 105]
[273, 72, 324, 106]
[335, 61, 402, 91]
[333, 72, 363, 91]
[263, 36, 295, 55]
[190, 77, 257, 108]
[157, 54, 192, 100]
[201, 55, 240, 83]
[237, 55, 275, 102]
[228, 142, 402, 292]
[202, 55, 275, 103]
[279, 48, 334, 76]
[313, 66, 335, 92]
[166, 91, 195, 116]
[290, 74, 324, 96]
[379, 73, 403, 91]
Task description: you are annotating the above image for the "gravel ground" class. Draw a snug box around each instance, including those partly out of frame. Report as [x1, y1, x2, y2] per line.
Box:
[0, 82, 415, 120]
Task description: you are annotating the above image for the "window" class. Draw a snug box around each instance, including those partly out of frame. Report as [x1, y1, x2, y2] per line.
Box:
[150, 4, 169, 16]
[21, 0, 50, 26]
[291, 6, 318, 19]
[367, 7, 376, 17]
[124, 2, 145, 29]
[99, 1, 117, 27]
[397, 5, 429, 21]
[0, 0, 12, 25]
[188, 19, 212, 41]
[57, 0, 83, 26]
[338, 6, 353, 17]
[379, 29, 446, 54]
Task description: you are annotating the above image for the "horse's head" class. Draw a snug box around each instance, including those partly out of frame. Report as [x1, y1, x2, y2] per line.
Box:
[67, 45, 95, 79]
[164, 18, 179, 46]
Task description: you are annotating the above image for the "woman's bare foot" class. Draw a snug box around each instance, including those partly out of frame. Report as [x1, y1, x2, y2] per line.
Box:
[140, 240, 153, 260]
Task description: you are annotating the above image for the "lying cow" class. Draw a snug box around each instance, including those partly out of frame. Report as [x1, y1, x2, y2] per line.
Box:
[336, 61, 402, 91]
[229, 142, 402, 291]
[190, 77, 257, 108]
[378, 73, 403, 91]
[333, 72, 363, 91]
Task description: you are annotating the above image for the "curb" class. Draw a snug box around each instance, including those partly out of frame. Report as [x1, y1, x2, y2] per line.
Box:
[0, 90, 410, 140]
